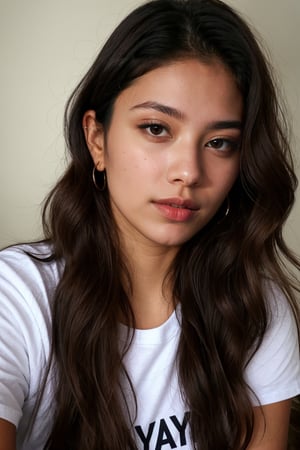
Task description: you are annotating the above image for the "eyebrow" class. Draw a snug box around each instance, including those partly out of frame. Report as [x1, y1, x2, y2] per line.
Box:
[131, 101, 185, 120]
[130, 101, 242, 130]
[206, 120, 242, 131]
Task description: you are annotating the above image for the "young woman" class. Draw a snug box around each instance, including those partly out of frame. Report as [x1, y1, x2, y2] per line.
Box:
[0, 0, 299, 449]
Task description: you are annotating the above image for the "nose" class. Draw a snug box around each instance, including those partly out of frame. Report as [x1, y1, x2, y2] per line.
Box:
[166, 146, 202, 187]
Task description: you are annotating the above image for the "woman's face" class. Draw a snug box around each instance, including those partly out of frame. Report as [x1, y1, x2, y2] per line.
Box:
[87, 58, 243, 250]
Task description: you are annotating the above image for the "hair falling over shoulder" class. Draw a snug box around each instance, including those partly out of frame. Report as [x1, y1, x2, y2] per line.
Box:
[36, 1, 299, 449]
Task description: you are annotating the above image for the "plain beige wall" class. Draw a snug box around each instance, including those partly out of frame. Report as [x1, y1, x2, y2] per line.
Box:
[0, 0, 299, 254]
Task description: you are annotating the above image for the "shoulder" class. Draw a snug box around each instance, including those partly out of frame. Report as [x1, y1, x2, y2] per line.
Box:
[0, 242, 62, 307]
[264, 282, 298, 351]
[0, 241, 62, 286]
[0, 242, 61, 427]
[0, 240, 63, 337]
[245, 282, 300, 406]
[0, 241, 63, 342]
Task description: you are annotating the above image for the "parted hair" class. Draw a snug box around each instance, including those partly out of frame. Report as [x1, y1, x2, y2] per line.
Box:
[38, 0, 299, 448]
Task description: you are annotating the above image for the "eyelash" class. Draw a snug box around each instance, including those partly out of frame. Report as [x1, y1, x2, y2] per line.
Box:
[138, 122, 170, 137]
[205, 138, 240, 153]
[137, 122, 240, 152]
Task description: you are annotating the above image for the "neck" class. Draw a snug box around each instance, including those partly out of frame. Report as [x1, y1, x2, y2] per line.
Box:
[121, 238, 178, 329]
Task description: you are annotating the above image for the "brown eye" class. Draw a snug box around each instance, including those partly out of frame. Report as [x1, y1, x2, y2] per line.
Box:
[138, 122, 169, 137]
[206, 138, 239, 152]
[208, 139, 226, 149]
[149, 124, 165, 135]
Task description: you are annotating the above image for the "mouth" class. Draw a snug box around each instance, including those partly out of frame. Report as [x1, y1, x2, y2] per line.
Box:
[153, 198, 199, 222]
[154, 198, 199, 210]
[166, 203, 193, 209]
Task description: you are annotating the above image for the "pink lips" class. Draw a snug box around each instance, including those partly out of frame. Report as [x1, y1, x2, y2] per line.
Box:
[153, 197, 199, 222]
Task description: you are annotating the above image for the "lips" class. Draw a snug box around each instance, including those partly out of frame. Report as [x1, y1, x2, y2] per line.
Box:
[154, 197, 199, 210]
[153, 197, 199, 221]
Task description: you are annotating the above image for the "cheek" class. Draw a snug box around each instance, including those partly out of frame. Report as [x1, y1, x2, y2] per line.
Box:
[212, 160, 240, 198]
[105, 138, 164, 182]
[223, 155, 240, 184]
[107, 154, 156, 180]
[230, 157, 240, 184]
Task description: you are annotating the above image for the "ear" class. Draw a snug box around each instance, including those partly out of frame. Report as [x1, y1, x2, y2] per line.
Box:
[82, 110, 105, 170]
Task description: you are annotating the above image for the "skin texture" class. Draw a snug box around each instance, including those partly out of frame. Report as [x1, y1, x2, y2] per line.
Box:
[249, 400, 291, 450]
[84, 58, 243, 328]
[0, 419, 16, 450]
[85, 59, 242, 255]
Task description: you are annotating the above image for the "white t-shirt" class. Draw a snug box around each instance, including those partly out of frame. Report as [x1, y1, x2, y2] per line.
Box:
[0, 243, 299, 449]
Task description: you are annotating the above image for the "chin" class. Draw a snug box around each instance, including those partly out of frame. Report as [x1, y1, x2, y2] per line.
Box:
[154, 232, 197, 248]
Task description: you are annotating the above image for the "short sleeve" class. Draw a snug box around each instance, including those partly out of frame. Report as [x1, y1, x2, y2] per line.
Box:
[245, 285, 300, 406]
[0, 245, 56, 427]
[0, 256, 31, 425]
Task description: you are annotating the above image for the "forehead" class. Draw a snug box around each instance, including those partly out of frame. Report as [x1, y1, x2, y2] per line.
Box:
[113, 58, 243, 122]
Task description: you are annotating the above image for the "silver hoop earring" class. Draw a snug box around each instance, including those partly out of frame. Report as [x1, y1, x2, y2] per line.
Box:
[92, 166, 106, 191]
[224, 197, 230, 217]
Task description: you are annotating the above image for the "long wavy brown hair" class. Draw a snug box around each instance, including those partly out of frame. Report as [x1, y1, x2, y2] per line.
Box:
[34, 0, 300, 448]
